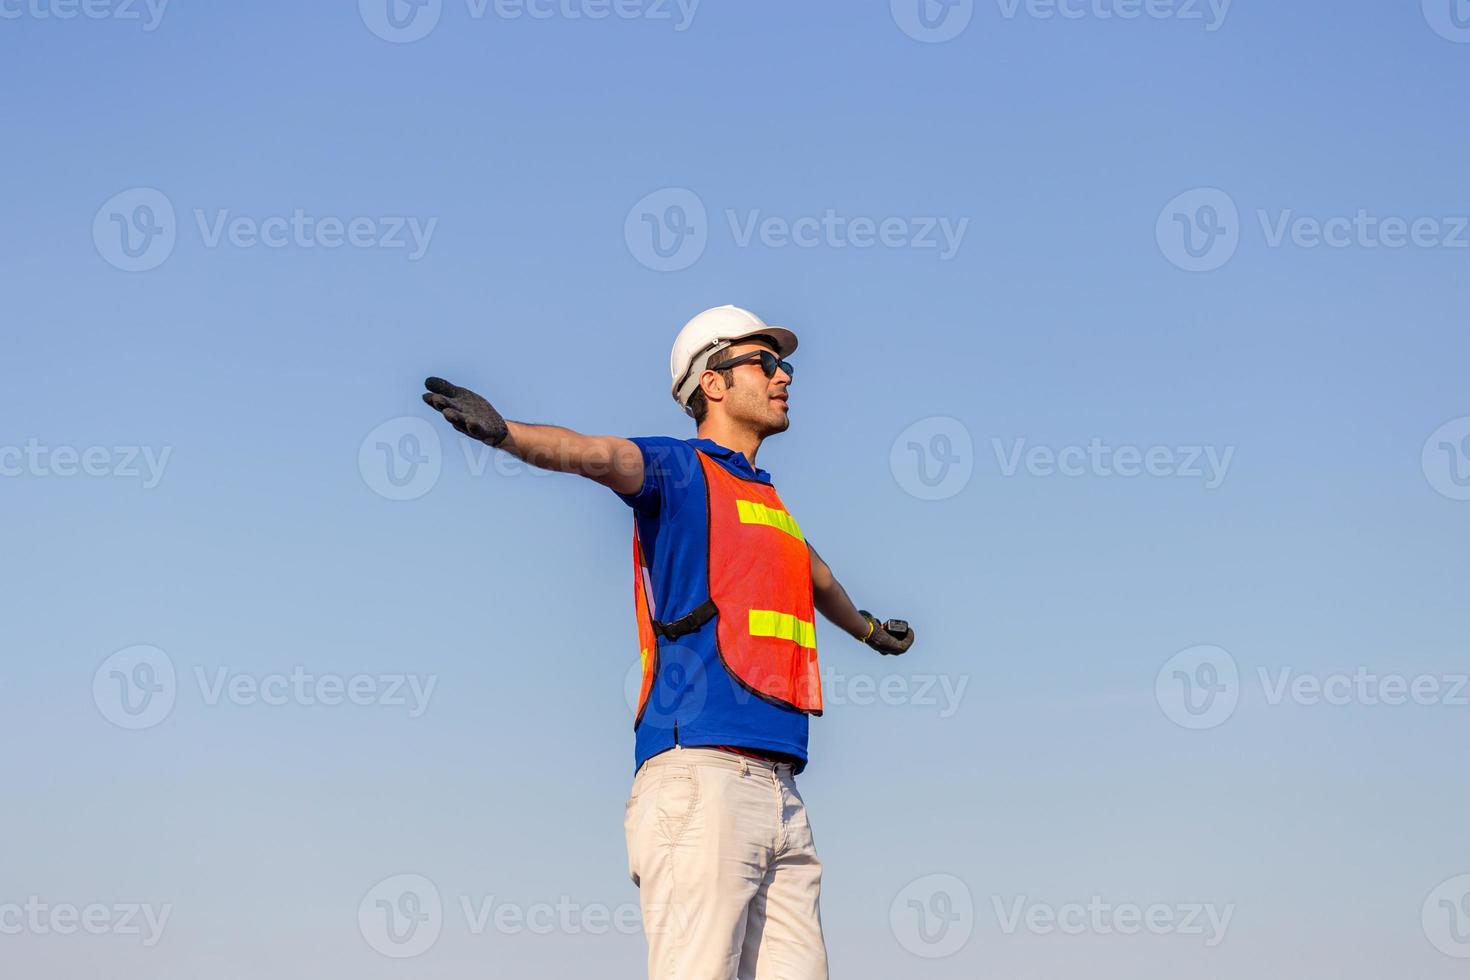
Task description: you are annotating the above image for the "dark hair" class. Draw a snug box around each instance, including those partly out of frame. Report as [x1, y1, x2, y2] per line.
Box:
[688, 334, 781, 425]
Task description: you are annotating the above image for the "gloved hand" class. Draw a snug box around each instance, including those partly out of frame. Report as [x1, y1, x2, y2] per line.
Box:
[859, 610, 914, 656]
[422, 377, 509, 446]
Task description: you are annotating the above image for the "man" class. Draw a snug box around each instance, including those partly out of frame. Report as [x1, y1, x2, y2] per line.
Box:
[422, 304, 915, 979]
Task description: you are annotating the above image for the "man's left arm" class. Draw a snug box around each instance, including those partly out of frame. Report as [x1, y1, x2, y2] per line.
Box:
[808, 543, 915, 655]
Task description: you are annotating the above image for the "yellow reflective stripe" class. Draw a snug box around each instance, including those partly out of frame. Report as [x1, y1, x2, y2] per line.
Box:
[748, 609, 817, 650]
[735, 499, 804, 541]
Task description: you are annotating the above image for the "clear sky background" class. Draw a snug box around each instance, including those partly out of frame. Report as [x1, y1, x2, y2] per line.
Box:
[4, 1, 1470, 977]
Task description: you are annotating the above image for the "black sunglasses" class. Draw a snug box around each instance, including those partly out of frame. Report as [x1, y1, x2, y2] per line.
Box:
[709, 349, 794, 381]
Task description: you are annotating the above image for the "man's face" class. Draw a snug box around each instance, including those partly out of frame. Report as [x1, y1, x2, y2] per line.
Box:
[706, 340, 792, 435]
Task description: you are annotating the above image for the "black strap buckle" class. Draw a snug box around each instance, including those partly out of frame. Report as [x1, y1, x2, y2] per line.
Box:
[651, 598, 718, 641]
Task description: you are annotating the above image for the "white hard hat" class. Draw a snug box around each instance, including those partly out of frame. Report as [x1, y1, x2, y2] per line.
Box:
[669, 305, 799, 416]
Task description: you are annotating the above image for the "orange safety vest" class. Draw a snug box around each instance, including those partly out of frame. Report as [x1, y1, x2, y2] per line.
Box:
[633, 450, 823, 725]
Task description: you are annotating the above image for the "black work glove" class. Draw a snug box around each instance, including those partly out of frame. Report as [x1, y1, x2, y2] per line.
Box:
[859, 610, 914, 656]
[422, 377, 509, 446]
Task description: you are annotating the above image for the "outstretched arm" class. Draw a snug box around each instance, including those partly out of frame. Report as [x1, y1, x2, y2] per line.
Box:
[422, 377, 643, 495]
[808, 542, 915, 655]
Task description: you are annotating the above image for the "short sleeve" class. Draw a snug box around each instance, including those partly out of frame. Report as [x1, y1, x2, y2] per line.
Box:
[614, 436, 695, 517]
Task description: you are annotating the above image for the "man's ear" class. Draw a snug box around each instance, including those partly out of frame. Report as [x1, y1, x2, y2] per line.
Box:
[698, 368, 726, 405]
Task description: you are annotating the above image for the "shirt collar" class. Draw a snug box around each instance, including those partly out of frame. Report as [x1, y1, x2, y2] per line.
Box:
[689, 438, 772, 484]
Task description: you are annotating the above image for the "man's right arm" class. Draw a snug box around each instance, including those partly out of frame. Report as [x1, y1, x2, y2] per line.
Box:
[422, 376, 644, 495]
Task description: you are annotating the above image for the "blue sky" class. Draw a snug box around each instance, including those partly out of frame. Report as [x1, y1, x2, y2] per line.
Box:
[4, 1, 1470, 977]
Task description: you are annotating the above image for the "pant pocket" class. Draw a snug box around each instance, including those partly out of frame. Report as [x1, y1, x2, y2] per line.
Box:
[654, 765, 701, 844]
[624, 769, 651, 887]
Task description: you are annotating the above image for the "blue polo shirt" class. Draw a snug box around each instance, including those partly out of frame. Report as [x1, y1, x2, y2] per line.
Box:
[617, 436, 812, 774]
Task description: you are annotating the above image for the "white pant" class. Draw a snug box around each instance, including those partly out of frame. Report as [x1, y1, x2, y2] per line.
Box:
[624, 746, 829, 980]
